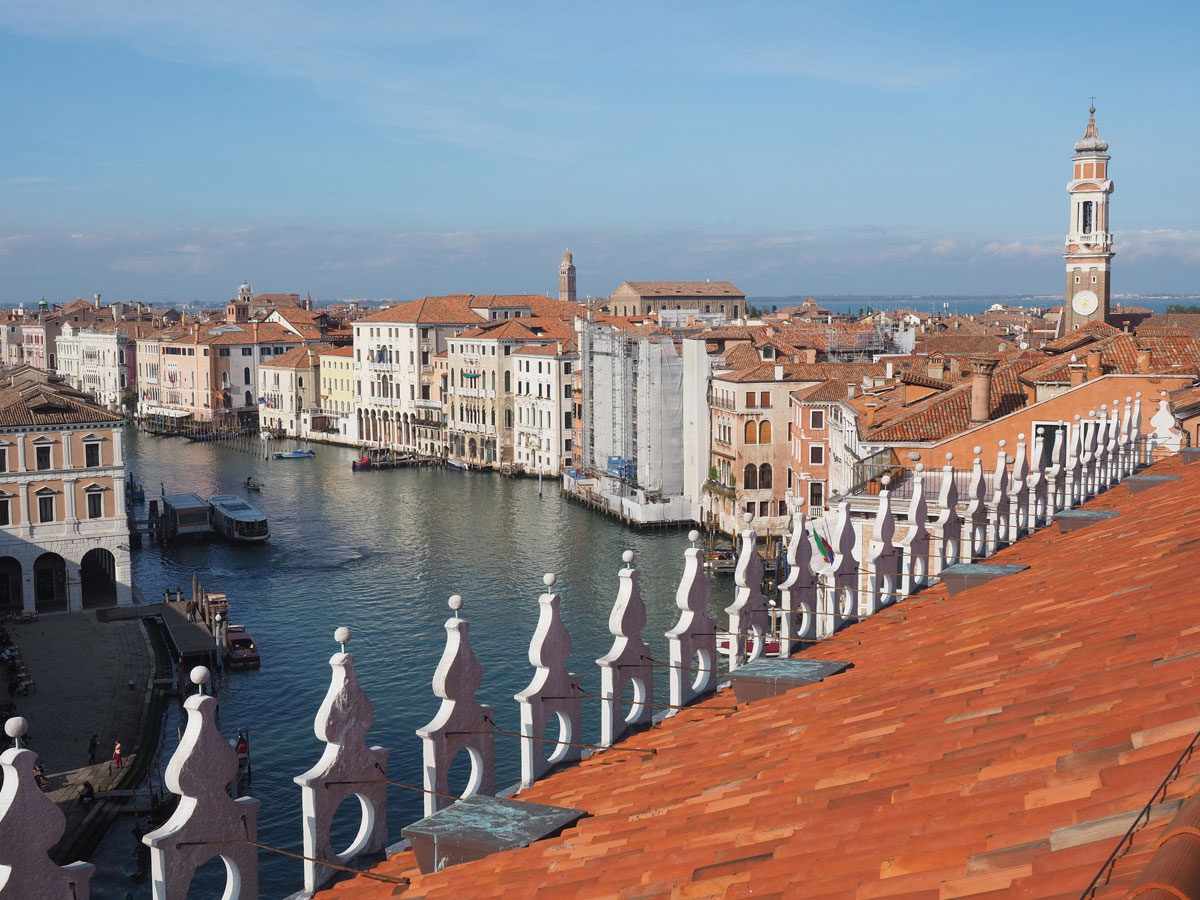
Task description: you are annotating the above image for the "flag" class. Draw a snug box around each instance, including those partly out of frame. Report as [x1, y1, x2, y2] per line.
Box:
[813, 530, 834, 565]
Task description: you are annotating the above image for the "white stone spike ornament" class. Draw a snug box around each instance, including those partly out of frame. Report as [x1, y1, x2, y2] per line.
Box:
[964, 448, 989, 561]
[144, 666, 261, 900]
[1080, 413, 1099, 499]
[777, 508, 816, 657]
[1104, 403, 1121, 487]
[724, 516, 769, 671]
[1007, 435, 1030, 539]
[1064, 417, 1083, 507]
[930, 453, 962, 576]
[416, 596, 495, 817]
[1132, 393, 1145, 466]
[0, 717, 94, 900]
[514, 574, 581, 789]
[1119, 397, 1135, 478]
[666, 530, 717, 708]
[864, 476, 899, 615]
[897, 464, 930, 596]
[816, 502, 858, 639]
[987, 441, 1011, 554]
[1045, 423, 1067, 514]
[597, 550, 653, 748]
[294, 627, 391, 894]
[1026, 430, 1049, 529]
[1149, 394, 1183, 457]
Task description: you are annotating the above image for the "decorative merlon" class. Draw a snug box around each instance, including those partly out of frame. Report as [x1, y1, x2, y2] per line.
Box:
[596, 550, 653, 747]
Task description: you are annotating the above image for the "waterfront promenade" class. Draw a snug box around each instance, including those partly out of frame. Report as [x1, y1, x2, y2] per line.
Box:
[4, 611, 155, 853]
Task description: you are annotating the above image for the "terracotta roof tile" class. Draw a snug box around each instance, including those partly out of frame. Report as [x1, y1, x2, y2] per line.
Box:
[315, 454, 1200, 900]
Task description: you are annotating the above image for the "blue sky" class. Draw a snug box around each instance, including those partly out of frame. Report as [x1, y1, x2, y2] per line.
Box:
[1, 1, 1197, 304]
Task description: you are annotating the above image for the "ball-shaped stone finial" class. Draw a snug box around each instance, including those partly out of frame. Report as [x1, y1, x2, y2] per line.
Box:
[1018, 433, 1026, 441]
[447, 595, 463, 612]
[908, 451, 921, 461]
[543, 572, 556, 588]
[190, 666, 211, 686]
[4, 716, 29, 739]
[881, 475, 892, 487]
[334, 626, 352, 645]
[1074, 414, 1082, 421]
[1126, 396, 1133, 403]
[688, 529, 700, 543]
[214, 612, 223, 623]
[1100, 404, 1108, 412]
[999, 439, 1007, 449]
[945, 452, 954, 463]
[1136, 391, 1143, 398]
[973, 446, 982, 456]
[915, 463, 924, 473]
[743, 512, 753, 524]
[622, 549, 634, 565]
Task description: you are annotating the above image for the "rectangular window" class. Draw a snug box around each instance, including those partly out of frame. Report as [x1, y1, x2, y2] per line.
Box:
[809, 444, 825, 466]
[787, 467, 793, 489]
[759, 501, 771, 518]
[87, 492, 103, 519]
[0, 448, 6, 472]
[563, 362, 573, 375]
[745, 392, 756, 408]
[38, 495, 54, 523]
[810, 409, 825, 430]
[760, 391, 770, 407]
[220, 348, 230, 357]
[35, 445, 51, 471]
[809, 481, 825, 510]
[0, 499, 8, 526]
[242, 347, 252, 356]
[84, 443, 101, 467]
[564, 384, 572, 399]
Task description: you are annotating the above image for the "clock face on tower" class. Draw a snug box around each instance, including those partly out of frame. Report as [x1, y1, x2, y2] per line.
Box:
[1073, 290, 1099, 316]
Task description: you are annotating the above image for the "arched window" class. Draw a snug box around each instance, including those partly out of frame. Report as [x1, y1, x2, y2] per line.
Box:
[744, 420, 757, 444]
[504, 371, 511, 392]
[759, 419, 772, 444]
[244, 390, 253, 407]
[759, 463, 773, 489]
[743, 464, 758, 490]
[504, 409, 512, 428]
[491, 371, 495, 390]
[1082, 201, 1094, 234]
[243, 367, 251, 385]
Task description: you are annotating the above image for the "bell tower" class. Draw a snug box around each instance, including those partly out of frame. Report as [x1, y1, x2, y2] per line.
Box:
[558, 249, 576, 304]
[1061, 106, 1114, 333]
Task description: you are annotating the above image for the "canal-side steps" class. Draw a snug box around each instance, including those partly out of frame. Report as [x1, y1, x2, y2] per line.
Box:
[0, 393, 1188, 899]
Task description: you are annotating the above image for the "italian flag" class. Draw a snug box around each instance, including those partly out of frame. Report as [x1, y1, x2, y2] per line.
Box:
[813, 530, 834, 564]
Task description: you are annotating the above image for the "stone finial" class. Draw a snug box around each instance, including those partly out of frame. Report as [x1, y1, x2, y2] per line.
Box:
[987, 444, 1011, 552]
[666, 532, 717, 708]
[294, 633, 391, 893]
[1007, 434, 1030, 538]
[724, 524, 770, 670]
[930, 452, 962, 575]
[514, 577, 581, 789]
[416, 596, 495, 817]
[1149, 395, 1183, 457]
[0, 743, 95, 899]
[777, 509, 816, 656]
[143, 692, 261, 900]
[898, 463, 931, 594]
[816, 502, 858, 638]
[964, 448, 989, 561]
[597, 550, 652, 747]
[864, 478, 899, 614]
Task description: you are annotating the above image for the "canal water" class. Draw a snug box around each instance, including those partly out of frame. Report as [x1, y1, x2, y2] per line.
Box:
[90, 428, 733, 898]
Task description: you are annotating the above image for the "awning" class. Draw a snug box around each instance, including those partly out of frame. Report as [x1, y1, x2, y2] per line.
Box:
[141, 407, 191, 419]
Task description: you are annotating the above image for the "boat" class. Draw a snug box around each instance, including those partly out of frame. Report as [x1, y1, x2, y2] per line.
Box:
[223, 625, 261, 669]
[446, 460, 469, 471]
[273, 449, 315, 459]
[352, 456, 373, 470]
[243, 479, 263, 491]
[207, 494, 269, 542]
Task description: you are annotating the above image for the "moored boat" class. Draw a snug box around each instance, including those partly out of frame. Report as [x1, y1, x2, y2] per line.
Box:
[446, 460, 469, 471]
[223, 625, 261, 669]
[207, 494, 269, 542]
[243, 478, 263, 491]
[352, 456, 372, 470]
[273, 449, 315, 459]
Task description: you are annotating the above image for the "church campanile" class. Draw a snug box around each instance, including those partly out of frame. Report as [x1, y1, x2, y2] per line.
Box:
[1061, 106, 1114, 333]
[558, 249, 576, 303]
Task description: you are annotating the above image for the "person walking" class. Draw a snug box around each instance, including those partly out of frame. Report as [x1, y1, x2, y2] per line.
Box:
[88, 733, 99, 765]
[112, 740, 123, 769]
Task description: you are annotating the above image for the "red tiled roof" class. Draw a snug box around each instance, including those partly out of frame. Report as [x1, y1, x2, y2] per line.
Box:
[715, 361, 886, 384]
[320, 346, 355, 359]
[0, 366, 122, 425]
[260, 344, 333, 369]
[1020, 332, 1200, 384]
[316, 454, 1200, 900]
[616, 281, 744, 298]
[363, 297, 486, 326]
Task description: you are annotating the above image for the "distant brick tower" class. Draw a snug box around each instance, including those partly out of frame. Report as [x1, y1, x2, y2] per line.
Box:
[1061, 106, 1114, 333]
[558, 250, 576, 303]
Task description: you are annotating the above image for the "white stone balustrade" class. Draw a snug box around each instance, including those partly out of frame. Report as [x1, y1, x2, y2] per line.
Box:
[416, 596, 495, 817]
[864, 477, 899, 614]
[0, 717, 94, 900]
[597, 551, 653, 747]
[777, 510, 817, 656]
[515, 574, 581, 789]
[930, 453, 962, 576]
[144, 666, 261, 900]
[295, 627, 391, 894]
[724, 516, 770, 671]
[1007, 435, 1030, 540]
[1026, 430, 1049, 529]
[898, 464, 931, 596]
[812, 502, 857, 639]
[665, 530, 718, 708]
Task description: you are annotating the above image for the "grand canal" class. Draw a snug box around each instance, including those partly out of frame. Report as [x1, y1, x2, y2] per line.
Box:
[92, 428, 731, 898]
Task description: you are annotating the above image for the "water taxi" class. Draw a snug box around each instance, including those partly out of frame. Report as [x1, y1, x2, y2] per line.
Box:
[223, 625, 261, 669]
[207, 494, 270, 542]
[273, 448, 315, 459]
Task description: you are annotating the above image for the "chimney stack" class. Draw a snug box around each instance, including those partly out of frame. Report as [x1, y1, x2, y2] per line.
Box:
[865, 402, 878, 427]
[1085, 351, 1103, 382]
[804, 347, 817, 365]
[846, 382, 856, 399]
[774, 364, 784, 381]
[968, 357, 998, 425]
[948, 357, 963, 380]
[1068, 354, 1086, 387]
[926, 355, 945, 380]
[1136, 348, 1152, 374]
